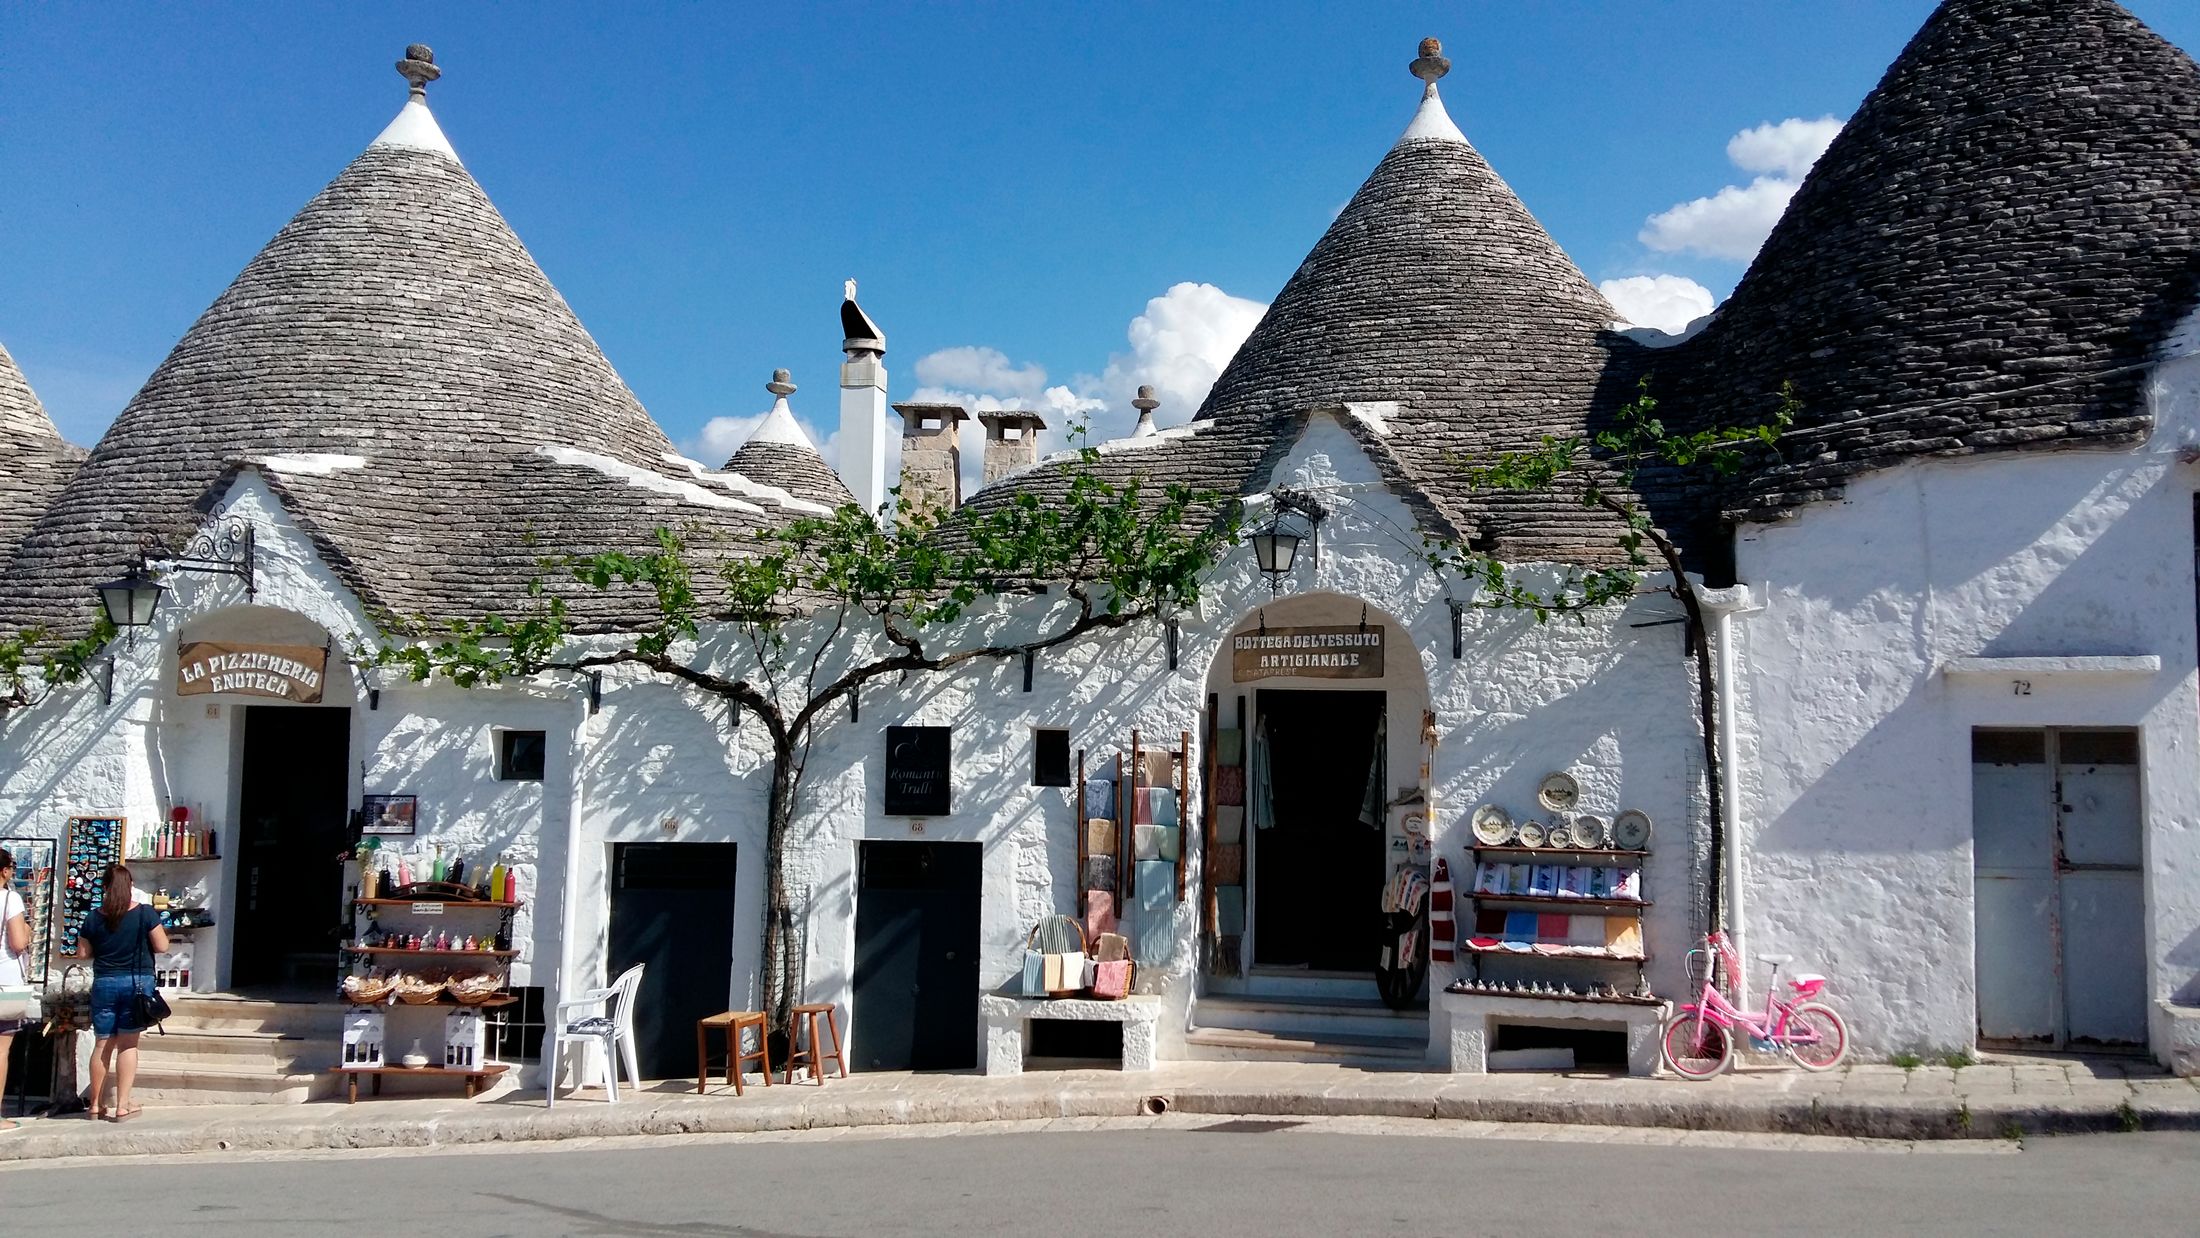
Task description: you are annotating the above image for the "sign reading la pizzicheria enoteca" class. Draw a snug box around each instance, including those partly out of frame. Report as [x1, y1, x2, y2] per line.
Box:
[1231, 624, 1385, 682]
[884, 725, 952, 816]
[176, 641, 330, 703]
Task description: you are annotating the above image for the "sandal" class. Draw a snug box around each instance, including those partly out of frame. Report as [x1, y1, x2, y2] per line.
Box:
[0, 1119, 20, 1132]
[110, 1106, 142, 1123]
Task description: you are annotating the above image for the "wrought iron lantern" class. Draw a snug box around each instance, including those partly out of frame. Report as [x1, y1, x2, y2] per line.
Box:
[95, 567, 166, 629]
[1249, 490, 1326, 594]
[92, 518, 256, 630]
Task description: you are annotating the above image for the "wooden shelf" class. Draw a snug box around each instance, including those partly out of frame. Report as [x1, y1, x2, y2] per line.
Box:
[341, 993, 517, 1009]
[1444, 983, 1663, 1007]
[1460, 940, 1647, 964]
[333, 1062, 508, 1103]
[1470, 846, 1649, 859]
[1467, 893, 1651, 909]
[134, 855, 222, 864]
[354, 898, 522, 909]
[342, 946, 517, 958]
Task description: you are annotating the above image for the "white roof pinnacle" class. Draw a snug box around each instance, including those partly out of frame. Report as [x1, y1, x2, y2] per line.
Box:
[371, 98, 461, 161]
[1398, 37, 1466, 146]
[371, 44, 460, 161]
[745, 371, 823, 451]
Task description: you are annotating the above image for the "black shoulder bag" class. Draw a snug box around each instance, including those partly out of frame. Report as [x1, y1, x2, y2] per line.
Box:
[131, 907, 172, 1034]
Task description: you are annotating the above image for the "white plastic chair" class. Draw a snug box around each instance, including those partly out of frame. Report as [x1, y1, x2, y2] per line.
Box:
[546, 963, 644, 1107]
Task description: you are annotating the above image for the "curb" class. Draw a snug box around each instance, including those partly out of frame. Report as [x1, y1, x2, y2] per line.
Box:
[4, 1085, 2195, 1163]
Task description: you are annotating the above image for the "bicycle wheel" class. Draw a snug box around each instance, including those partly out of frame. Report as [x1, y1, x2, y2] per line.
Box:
[1660, 1009, 1733, 1080]
[1781, 1002, 1850, 1072]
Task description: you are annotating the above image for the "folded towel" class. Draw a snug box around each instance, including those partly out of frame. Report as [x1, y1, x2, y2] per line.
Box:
[1529, 864, 1561, 896]
[1605, 919, 1644, 956]
[1213, 766, 1246, 806]
[1084, 818, 1117, 857]
[1083, 779, 1119, 820]
[1213, 728, 1244, 767]
[1536, 913, 1570, 942]
[1210, 844, 1245, 885]
[1082, 855, 1118, 893]
[1137, 749, 1175, 788]
[1136, 860, 1175, 916]
[1475, 908, 1508, 935]
[1567, 914, 1605, 946]
[1084, 891, 1118, 940]
[1133, 787, 1179, 827]
[1502, 911, 1538, 942]
[1091, 958, 1132, 999]
[1213, 805, 1245, 844]
[1133, 822, 1178, 861]
[1216, 886, 1246, 935]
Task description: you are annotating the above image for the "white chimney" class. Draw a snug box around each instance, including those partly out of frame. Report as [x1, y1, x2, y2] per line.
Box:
[838, 279, 889, 516]
[1130, 385, 1161, 437]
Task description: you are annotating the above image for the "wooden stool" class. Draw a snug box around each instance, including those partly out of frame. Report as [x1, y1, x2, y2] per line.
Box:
[782, 1002, 848, 1084]
[696, 1011, 771, 1095]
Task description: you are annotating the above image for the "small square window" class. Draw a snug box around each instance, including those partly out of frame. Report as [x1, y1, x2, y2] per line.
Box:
[498, 730, 547, 781]
[1034, 728, 1072, 787]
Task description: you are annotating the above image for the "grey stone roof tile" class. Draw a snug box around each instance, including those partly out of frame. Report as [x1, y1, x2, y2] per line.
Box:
[0, 342, 85, 578]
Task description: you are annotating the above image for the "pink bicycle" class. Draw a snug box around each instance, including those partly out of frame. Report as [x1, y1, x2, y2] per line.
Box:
[1661, 931, 1850, 1079]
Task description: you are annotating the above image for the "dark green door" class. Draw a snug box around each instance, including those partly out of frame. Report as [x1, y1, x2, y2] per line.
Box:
[608, 842, 738, 1080]
[853, 841, 980, 1071]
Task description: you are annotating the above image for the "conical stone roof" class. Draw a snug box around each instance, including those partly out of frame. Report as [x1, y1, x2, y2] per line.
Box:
[1191, 50, 1644, 560]
[722, 375, 856, 510]
[2, 52, 766, 636]
[0, 342, 86, 573]
[1684, 0, 2200, 519]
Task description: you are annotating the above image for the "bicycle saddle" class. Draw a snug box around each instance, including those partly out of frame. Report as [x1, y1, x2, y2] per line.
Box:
[1760, 953, 1794, 966]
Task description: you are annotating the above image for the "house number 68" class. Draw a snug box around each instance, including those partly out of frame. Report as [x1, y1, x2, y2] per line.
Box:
[2012, 680, 2032, 696]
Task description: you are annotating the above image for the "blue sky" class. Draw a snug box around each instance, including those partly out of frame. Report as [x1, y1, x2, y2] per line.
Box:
[8, 2, 2198, 464]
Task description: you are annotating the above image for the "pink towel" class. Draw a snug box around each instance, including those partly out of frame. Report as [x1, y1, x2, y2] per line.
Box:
[1084, 891, 1118, 940]
[1091, 958, 1132, 1000]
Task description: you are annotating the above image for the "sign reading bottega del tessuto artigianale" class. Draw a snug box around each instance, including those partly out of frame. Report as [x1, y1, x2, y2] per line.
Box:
[176, 641, 329, 703]
[1231, 625, 1385, 682]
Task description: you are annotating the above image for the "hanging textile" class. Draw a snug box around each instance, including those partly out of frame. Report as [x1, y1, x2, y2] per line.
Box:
[1429, 858, 1455, 963]
[1358, 712, 1387, 828]
[1250, 714, 1277, 830]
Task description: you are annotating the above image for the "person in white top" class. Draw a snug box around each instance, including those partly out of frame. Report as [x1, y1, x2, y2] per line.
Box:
[0, 847, 31, 1132]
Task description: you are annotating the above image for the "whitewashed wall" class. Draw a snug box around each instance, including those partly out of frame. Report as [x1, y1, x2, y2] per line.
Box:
[1731, 318, 2200, 1059]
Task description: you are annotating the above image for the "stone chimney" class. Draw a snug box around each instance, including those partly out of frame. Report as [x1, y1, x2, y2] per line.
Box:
[977, 411, 1047, 487]
[838, 279, 890, 515]
[890, 402, 970, 524]
[1130, 385, 1161, 438]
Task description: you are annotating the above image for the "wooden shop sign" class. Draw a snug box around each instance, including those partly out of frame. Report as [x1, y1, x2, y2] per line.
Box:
[177, 640, 329, 703]
[1231, 625, 1385, 682]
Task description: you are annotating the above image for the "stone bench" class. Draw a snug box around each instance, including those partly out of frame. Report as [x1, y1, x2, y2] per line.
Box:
[1439, 990, 1670, 1076]
[980, 994, 1163, 1076]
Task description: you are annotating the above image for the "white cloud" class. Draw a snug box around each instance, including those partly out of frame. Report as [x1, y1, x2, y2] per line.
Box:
[911, 346, 1048, 401]
[1726, 117, 1844, 180]
[1639, 116, 1843, 263]
[1599, 275, 1716, 334]
[1083, 282, 1267, 437]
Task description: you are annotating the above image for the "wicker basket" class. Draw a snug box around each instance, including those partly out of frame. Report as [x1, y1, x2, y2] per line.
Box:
[341, 973, 399, 1006]
[444, 973, 504, 1006]
[391, 972, 446, 1005]
[1025, 915, 1089, 998]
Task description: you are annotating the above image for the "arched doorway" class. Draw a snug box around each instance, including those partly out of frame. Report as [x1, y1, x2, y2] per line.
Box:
[1202, 592, 1432, 986]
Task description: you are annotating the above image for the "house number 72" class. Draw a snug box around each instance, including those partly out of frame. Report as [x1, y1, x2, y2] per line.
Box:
[2012, 680, 2032, 696]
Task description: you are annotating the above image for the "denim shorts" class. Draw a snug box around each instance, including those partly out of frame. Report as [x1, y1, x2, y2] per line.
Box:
[89, 972, 152, 1038]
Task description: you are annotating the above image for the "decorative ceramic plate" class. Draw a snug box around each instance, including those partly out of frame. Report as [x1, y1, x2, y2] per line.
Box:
[1547, 822, 1573, 849]
[1516, 818, 1548, 849]
[1471, 804, 1514, 846]
[1612, 809, 1653, 851]
[1572, 814, 1608, 849]
[1538, 771, 1581, 813]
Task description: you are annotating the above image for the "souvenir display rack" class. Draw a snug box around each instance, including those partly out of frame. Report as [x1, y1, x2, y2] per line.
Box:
[1457, 824, 1654, 1000]
[332, 873, 521, 1101]
[1074, 730, 1187, 969]
[54, 817, 124, 957]
[0, 837, 58, 984]
[1201, 692, 1247, 978]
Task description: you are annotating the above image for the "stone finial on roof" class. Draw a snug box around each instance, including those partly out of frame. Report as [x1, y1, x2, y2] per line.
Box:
[1130, 385, 1161, 438]
[1410, 38, 1450, 85]
[397, 44, 440, 101]
[767, 368, 797, 398]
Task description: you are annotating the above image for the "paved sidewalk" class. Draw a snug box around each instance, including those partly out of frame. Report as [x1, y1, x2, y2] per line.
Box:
[3, 1058, 2195, 1163]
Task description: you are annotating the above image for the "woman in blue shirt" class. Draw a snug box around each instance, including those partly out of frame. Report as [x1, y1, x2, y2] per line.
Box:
[73, 864, 167, 1122]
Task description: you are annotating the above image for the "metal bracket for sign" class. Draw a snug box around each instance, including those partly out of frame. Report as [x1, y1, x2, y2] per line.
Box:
[98, 658, 114, 707]
[165, 519, 256, 597]
[587, 671, 603, 715]
[1166, 618, 1180, 671]
[1022, 649, 1035, 692]
[1448, 599, 1465, 660]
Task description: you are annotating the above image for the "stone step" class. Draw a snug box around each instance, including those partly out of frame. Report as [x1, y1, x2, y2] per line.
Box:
[1195, 994, 1427, 1042]
[140, 1029, 339, 1067]
[129, 1059, 340, 1105]
[1181, 1026, 1429, 1069]
[162, 994, 346, 1037]
[1206, 969, 1383, 1003]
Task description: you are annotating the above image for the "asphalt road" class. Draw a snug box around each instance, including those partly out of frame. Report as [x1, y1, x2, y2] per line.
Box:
[6, 1122, 2198, 1236]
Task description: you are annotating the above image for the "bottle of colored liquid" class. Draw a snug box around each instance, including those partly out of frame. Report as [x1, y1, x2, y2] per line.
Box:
[489, 860, 505, 905]
[507, 867, 520, 905]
